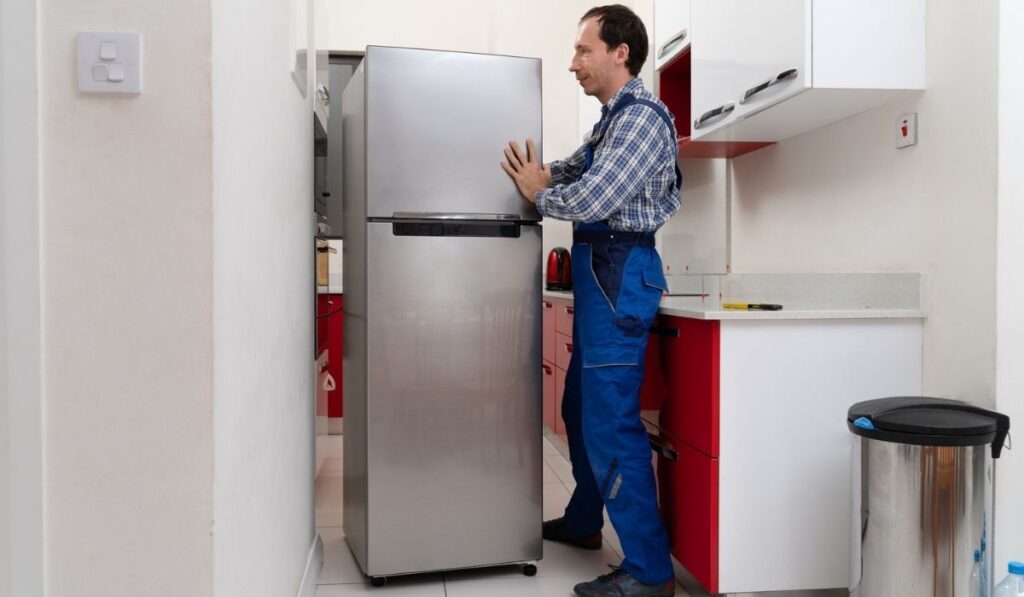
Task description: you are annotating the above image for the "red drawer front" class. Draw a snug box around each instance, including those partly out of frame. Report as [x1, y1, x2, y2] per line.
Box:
[542, 300, 556, 363]
[325, 295, 344, 418]
[639, 331, 667, 411]
[659, 437, 719, 594]
[542, 361, 556, 431]
[555, 300, 575, 336]
[316, 295, 331, 355]
[555, 332, 573, 372]
[554, 365, 567, 438]
[660, 317, 719, 457]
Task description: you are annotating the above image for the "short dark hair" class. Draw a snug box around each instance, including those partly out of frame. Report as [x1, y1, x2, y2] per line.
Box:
[581, 5, 649, 76]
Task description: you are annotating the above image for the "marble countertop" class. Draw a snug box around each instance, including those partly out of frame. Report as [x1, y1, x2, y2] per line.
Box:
[543, 273, 928, 320]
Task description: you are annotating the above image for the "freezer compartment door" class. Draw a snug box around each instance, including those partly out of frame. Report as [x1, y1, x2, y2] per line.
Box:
[364, 221, 543, 575]
[365, 46, 542, 221]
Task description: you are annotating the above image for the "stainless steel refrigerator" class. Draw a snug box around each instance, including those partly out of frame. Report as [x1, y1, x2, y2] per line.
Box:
[341, 46, 544, 583]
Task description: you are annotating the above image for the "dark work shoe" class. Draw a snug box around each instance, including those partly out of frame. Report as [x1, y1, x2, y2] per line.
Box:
[573, 567, 675, 597]
[542, 517, 602, 550]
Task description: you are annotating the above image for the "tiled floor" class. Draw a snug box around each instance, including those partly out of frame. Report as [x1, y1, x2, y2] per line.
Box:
[314, 434, 693, 596]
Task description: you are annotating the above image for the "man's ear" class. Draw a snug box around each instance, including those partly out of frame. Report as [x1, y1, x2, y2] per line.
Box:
[615, 43, 630, 67]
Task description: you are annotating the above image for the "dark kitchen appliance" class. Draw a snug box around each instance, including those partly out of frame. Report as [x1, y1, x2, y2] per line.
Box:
[546, 247, 572, 291]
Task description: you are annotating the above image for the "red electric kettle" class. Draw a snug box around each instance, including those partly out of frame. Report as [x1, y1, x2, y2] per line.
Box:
[546, 247, 572, 291]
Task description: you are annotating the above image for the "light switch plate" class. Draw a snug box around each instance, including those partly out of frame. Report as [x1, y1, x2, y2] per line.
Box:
[896, 113, 917, 149]
[77, 32, 142, 94]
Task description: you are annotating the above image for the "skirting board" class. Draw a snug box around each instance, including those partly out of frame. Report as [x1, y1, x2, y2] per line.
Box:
[296, 533, 324, 597]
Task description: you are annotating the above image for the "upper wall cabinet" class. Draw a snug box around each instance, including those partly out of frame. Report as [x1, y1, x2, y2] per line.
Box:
[654, 0, 690, 71]
[680, 0, 924, 156]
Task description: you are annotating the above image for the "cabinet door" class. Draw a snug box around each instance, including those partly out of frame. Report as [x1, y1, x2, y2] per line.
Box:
[654, 0, 691, 71]
[555, 300, 574, 336]
[660, 317, 719, 456]
[326, 295, 344, 418]
[659, 438, 719, 594]
[690, 0, 739, 138]
[639, 331, 667, 411]
[691, 0, 811, 139]
[542, 299, 555, 363]
[542, 362, 556, 432]
[729, 0, 811, 124]
[555, 332, 574, 373]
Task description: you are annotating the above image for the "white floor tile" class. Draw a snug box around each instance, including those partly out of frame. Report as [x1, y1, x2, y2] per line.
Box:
[324, 435, 344, 457]
[318, 526, 364, 585]
[542, 437, 561, 456]
[315, 473, 343, 527]
[545, 454, 576, 486]
[543, 483, 571, 521]
[444, 573, 582, 597]
[320, 458, 344, 476]
[536, 540, 621, 579]
[315, 577, 445, 596]
[543, 460, 560, 484]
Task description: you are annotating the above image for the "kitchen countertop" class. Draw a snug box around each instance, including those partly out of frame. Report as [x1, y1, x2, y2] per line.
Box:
[543, 272, 928, 320]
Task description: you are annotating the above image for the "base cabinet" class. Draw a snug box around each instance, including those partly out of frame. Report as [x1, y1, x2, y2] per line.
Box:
[649, 315, 922, 593]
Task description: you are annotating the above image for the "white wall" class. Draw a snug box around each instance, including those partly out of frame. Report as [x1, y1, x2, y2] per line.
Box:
[210, 0, 316, 593]
[730, 0, 999, 403]
[996, 0, 1024, 575]
[39, 0, 217, 593]
[2, 0, 45, 593]
[323, 0, 654, 267]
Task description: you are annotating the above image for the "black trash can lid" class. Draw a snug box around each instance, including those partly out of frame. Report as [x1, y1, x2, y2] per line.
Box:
[848, 396, 1011, 458]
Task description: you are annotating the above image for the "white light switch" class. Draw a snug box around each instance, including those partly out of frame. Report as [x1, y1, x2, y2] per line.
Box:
[77, 32, 142, 94]
[99, 42, 117, 61]
[896, 113, 918, 149]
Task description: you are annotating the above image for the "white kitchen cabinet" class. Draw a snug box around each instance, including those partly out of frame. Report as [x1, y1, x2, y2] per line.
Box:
[689, 0, 924, 145]
[654, 0, 690, 71]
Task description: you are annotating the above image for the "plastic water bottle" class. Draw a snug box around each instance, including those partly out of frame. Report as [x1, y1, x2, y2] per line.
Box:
[993, 561, 1024, 597]
[972, 550, 985, 597]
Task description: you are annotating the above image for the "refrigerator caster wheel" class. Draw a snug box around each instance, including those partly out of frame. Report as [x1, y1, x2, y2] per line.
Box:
[522, 564, 537, 577]
[370, 577, 387, 587]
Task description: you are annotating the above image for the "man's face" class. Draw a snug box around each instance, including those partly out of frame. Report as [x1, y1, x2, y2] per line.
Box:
[570, 17, 624, 103]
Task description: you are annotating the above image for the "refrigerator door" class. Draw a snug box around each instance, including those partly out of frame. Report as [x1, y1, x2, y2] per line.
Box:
[364, 220, 543, 575]
[365, 46, 542, 221]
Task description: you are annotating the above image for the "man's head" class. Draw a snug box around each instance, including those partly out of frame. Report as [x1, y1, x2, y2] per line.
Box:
[570, 4, 649, 104]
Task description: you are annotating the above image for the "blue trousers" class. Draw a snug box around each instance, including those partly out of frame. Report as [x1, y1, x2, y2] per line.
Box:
[559, 224, 674, 585]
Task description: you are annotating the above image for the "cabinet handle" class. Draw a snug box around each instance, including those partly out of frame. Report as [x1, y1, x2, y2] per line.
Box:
[565, 306, 575, 315]
[648, 433, 679, 461]
[565, 343, 573, 354]
[542, 364, 553, 375]
[648, 325, 680, 338]
[740, 68, 799, 105]
[693, 102, 735, 130]
[657, 28, 688, 59]
[542, 301, 553, 309]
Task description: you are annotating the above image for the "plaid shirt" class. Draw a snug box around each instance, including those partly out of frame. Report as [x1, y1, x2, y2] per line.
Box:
[536, 78, 682, 232]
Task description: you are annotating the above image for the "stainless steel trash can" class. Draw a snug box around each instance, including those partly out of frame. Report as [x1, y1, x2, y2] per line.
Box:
[849, 397, 1010, 597]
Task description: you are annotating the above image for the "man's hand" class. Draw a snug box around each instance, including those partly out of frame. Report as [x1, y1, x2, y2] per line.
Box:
[501, 138, 551, 204]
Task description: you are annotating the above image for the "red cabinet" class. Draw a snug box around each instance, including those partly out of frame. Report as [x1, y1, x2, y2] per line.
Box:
[658, 435, 719, 594]
[542, 300, 555, 363]
[659, 316, 719, 457]
[323, 294, 344, 418]
[542, 362, 556, 431]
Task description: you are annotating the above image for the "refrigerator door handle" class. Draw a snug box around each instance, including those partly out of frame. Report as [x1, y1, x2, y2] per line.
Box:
[390, 212, 523, 221]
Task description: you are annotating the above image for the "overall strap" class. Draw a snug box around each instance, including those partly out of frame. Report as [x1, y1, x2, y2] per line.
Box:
[587, 95, 682, 189]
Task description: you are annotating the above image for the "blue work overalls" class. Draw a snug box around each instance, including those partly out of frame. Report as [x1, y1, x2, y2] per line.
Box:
[559, 96, 680, 585]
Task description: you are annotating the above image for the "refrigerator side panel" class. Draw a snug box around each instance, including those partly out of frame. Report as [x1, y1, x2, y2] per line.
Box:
[341, 57, 369, 570]
[342, 58, 368, 320]
[365, 46, 542, 220]
[365, 223, 543, 575]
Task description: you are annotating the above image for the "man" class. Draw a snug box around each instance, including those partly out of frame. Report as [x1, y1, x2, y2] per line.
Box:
[501, 5, 682, 597]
